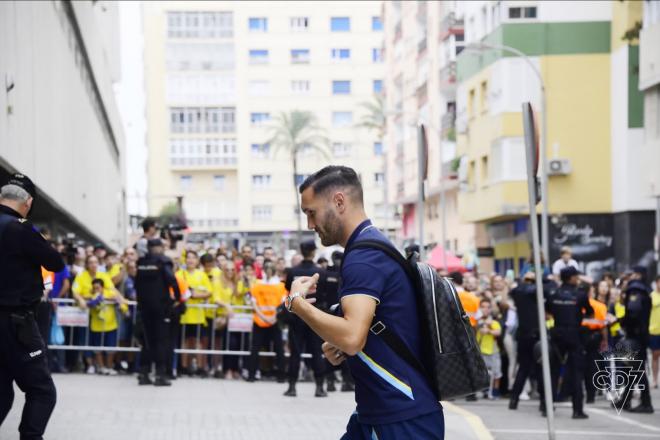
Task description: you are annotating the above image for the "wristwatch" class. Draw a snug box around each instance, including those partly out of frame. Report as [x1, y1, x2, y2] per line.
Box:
[285, 292, 304, 312]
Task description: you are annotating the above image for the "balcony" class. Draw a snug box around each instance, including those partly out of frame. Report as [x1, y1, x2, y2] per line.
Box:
[393, 20, 402, 43]
[416, 81, 428, 107]
[439, 12, 464, 41]
[170, 152, 238, 169]
[440, 110, 456, 139]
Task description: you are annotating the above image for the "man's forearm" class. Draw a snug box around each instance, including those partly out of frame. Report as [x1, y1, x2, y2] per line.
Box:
[291, 297, 364, 355]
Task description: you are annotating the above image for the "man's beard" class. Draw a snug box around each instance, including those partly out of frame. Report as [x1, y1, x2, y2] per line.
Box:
[317, 209, 342, 246]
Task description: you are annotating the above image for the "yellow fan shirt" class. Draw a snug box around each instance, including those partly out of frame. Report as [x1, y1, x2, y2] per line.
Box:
[72, 271, 118, 332]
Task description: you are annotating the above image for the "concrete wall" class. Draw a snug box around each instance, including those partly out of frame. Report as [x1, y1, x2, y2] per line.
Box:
[0, 1, 126, 249]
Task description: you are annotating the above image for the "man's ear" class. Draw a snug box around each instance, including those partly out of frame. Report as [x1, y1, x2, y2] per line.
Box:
[333, 191, 346, 213]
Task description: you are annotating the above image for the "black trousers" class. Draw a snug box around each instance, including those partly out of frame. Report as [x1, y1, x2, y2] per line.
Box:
[288, 318, 324, 383]
[139, 307, 170, 376]
[582, 330, 603, 401]
[0, 311, 57, 440]
[511, 335, 545, 400]
[551, 329, 585, 413]
[619, 337, 653, 407]
[248, 324, 284, 380]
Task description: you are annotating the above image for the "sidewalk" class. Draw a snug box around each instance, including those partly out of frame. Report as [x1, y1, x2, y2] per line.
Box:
[2, 374, 489, 440]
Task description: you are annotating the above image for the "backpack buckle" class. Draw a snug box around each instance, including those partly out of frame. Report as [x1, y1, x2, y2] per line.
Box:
[370, 321, 386, 335]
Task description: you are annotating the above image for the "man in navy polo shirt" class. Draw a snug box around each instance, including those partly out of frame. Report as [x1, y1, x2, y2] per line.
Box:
[285, 166, 444, 439]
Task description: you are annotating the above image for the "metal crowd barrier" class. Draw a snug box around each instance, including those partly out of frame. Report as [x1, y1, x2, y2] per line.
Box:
[47, 298, 311, 359]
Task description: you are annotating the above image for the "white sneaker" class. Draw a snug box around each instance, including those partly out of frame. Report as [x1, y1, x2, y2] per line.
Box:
[86, 366, 96, 375]
[106, 368, 118, 376]
[520, 391, 531, 401]
[99, 367, 109, 375]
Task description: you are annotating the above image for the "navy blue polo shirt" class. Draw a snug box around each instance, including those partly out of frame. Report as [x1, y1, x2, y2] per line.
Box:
[339, 219, 441, 424]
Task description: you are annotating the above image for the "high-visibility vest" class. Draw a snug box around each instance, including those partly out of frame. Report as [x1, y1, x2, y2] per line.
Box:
[581, 298, 607, 330]
[170, 272, 191, 302]
[41, 267, 54, 292]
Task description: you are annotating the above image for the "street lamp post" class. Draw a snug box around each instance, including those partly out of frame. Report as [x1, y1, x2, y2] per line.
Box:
[464, 42, 550, 261]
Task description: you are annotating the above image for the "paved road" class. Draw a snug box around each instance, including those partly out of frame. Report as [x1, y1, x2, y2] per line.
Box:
[459, 386, 660, 440]
[2, 374, 484, 440]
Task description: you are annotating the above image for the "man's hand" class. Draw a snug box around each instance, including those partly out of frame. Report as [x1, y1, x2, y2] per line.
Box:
[290, 273, 320, 311]
[322, 342, 346, 366]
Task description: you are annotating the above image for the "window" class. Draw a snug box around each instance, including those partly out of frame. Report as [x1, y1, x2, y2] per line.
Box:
[374, 173, 385, 186]
[374, 142, 384, 155]
[252, 205, 272, 221]
[332, 111, 352, 127]
[332, 80, 351, 95]
[213, 175, 225, 190]
[332, 142, 352, 157]
[331, 17, 350, 32]
[166, 42, 235, 71]
[480, 81, 488, 113]
[167, 11, 233, 38]
[373, 80, 383, 94]
[331, 48, 351, 61]
[468, 89, 476, 117]
[251, 143, 271, 158]
[295, 174, 310, 186]
[248, 80, 270, 96]
[180, 175, 192, 190]
[290, 16, 309, 31]
[248, 17, 267, 32]
[169, 107, 235, 133]
[249, 49, 269, 64]
[250, 112, 270, 125]
[372, 16, 383, 31]
[291, 49, 310, 64]
[291, 80, 310, 94]
[480, 156, 489, 186]
[252, 175, 272, 189]
[372, 48, 384, 63]
[169, 138, 237, 167]
[508, 6, 537, 19]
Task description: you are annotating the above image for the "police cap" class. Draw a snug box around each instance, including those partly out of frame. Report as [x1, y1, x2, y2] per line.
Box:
[300, 240, 317, 253]
[6, 173, 36, 199]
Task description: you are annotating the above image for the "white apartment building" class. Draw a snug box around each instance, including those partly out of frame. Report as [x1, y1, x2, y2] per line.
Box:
[0, 1, 126, 249]
[383, 0, 480, 264]
[143, 1, 388, 250]
[641, 1, 660, 200]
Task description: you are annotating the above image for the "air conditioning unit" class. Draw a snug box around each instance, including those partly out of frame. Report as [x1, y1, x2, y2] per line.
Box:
[548, 159, 571, 176]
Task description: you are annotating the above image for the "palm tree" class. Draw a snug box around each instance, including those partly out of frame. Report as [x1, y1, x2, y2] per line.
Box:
[267, 110, 329, 243]
[356, 93, 386, 139]
[356, 94, 389, 231]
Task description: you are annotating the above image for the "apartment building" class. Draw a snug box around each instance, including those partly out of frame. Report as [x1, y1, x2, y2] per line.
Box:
[383, 0, 482, 268]
[456, 0, 656, 277]
[143, 1, 388, 250]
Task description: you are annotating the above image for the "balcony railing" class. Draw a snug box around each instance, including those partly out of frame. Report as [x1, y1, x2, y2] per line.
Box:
[439, 61, 457, 87]
[170, 154, 238, 168]
[439, 12, 464, 41]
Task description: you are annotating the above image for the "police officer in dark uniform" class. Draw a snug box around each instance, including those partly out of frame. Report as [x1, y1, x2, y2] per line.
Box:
[0, 173, 64, 440]
[135, 239, 181, 386]
[324, 250, 354, 393]
[617, 266, 654, 413]
[283, 240, 328, 397]
[546, 266, 593, 419]
[508, 271, 555, 411]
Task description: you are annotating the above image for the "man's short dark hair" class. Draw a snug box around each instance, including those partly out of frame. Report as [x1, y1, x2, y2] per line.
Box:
[200, 254, 215, 265]
[317, 257, 328, 265]
[92, 278, 104, 288]
[299, 166, 363, 204]
[141, 217, 157, 231]
[449, 271, 463, 286]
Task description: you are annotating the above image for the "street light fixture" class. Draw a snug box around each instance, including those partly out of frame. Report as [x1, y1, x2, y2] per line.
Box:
[463, 42, 550, 262]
